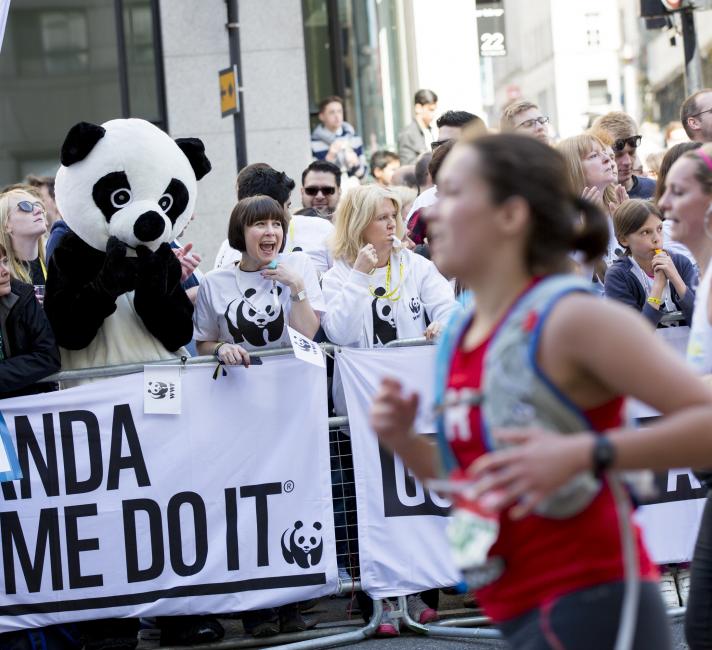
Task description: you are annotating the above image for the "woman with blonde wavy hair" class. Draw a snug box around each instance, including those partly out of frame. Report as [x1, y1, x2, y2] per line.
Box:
[323, 183, 458, 354]
[0, 187, 48, 292]
[322, 183, 459, 635]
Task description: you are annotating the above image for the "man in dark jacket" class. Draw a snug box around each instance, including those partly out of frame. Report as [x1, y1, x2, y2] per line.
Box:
[0, 245, 60, 399]
[398, 89, 438, 165]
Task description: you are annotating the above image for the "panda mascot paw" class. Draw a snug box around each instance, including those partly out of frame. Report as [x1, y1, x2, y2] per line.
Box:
[96, 236, 137, 299]
[45, 118, 211, 363]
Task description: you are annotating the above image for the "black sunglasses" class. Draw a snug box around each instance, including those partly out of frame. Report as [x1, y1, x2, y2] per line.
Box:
[612, 135, 642, 152]
[431, 138, 453, 151]
[16, 200, 45, 214]
[304, 186, 336, 196]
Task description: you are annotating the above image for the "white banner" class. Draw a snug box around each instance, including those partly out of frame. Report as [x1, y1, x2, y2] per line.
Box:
[0, 358, 336, 632]
[0, 1, 9, 54]
[337, 347, 460, 599]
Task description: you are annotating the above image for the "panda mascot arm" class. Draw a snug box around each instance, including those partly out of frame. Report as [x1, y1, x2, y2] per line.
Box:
[132, 242, 194, 352]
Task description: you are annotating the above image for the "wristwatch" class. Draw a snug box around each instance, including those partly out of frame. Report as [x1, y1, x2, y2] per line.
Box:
[291, 289, 307, 302]
[592, 435, 616, 479]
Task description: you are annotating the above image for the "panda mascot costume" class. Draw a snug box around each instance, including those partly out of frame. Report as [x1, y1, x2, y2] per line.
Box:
[44, 119, 222, 648]
[45, 118, 208, 372]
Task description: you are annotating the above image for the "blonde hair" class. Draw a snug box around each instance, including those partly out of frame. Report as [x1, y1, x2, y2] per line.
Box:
[331, 185, 403, 263]
[0, 189, 47, 284]
[557, 133, 610, 195]
[500, 100, 539, 131]
[591, 111, 637, 141]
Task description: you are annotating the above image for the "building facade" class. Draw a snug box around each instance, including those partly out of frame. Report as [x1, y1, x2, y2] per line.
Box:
[1, 0, 482, 263]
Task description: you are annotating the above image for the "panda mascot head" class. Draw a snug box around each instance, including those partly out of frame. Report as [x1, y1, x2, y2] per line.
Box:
[45, 118, 211, 368]
[55, 118, 211, 253]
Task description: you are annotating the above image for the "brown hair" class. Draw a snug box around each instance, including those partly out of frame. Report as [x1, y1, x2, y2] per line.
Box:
[318, 95, 344, 113]
[612, 199, 662, 253]
[227, 195, 289, 253]
[429, 139, 456, 183]
[465, 134, 609, 273]
[654, 141, 702, 204]
[679, 143, 712, 197]
[500, 100, 539, 131]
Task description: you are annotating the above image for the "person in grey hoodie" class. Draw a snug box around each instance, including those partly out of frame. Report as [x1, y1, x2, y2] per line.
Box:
[605, 199, 696, 326]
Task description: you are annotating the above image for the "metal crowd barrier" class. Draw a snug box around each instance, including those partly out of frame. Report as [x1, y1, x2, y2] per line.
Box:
[23, 337, 687, 648]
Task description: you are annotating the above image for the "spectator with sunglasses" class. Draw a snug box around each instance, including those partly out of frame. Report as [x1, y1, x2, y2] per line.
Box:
[680, 88, 712, 143]
[0, 188, 48, 293]
[500, 100, 551, 145]
[592, 111, 656, 200]
[299, 160, 342, 219]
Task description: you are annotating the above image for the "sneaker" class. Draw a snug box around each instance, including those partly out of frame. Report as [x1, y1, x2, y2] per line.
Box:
[407, 593, 439, 624]
[676, 568, 691, 606]
[376, 600, 400, 637]
[659, 570, 680, 608]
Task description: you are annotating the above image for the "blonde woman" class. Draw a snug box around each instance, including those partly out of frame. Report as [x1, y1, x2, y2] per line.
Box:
[558, 134, 625, 285]
[322, 184, 458, 352]
[322, 184, 459, 634]
[0, 188, 48, 291]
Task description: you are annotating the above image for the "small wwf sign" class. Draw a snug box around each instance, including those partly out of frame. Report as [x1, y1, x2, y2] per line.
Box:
[288, 326, 325, 368]
[143, 365, 182, 415]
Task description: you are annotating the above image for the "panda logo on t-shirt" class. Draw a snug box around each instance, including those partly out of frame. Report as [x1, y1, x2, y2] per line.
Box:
[224, 286, 285, 347]
[372, 287, 397, 346]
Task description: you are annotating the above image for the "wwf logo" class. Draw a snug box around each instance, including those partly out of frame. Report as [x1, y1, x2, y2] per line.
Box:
[294, 336, 313, 352]
[146, 381, 175, 400]
[409, 297, 422, 320]
[281, 520, 323, 568]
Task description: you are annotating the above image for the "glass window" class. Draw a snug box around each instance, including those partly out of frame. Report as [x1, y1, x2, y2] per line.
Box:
[588, 79, 610, 106]
[0, 0, 165, 187]
[302, 0, 409, 155]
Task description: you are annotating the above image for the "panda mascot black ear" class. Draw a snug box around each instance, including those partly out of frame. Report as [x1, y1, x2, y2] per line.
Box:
[60, 122, 106, 166]
[175, 137, 212, 180]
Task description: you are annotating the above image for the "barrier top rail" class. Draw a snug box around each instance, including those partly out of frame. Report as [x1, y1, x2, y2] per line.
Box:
[43, 338, 433, 382]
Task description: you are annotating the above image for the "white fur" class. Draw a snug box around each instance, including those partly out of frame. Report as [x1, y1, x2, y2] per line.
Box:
[55, 118, 197, 253]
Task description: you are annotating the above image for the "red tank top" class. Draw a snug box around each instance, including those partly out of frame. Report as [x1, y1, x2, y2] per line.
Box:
[446, 332, 657, 622]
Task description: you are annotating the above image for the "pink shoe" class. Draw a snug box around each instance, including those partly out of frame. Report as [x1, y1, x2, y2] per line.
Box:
[407, 593, 439, 624]
[376, 600, 400, 637]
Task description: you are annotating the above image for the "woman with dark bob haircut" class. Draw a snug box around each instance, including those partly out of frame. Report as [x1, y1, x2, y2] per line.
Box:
[194, 195, 325, 366]
[371, 133, 712, 649]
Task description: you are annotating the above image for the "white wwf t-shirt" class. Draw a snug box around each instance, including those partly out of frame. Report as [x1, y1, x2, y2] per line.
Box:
[194, 251, 326, 351]
[213, 215, 334, 275]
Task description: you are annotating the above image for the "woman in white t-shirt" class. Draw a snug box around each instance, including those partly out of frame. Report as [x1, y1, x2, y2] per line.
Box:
[194, 195, 325, 365]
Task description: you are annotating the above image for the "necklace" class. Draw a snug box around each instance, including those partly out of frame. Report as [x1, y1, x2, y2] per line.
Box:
[234, 262, 281, 315]
[369, 253, 404, 301]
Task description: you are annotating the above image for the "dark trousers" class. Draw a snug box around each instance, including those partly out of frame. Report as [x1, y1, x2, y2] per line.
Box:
[686, 492, 712, 649]
[499, 580, 670, 650]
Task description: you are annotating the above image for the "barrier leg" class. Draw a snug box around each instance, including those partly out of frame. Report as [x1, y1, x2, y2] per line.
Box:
[398, 594, 503, 640]
[270, 598, 384, 649]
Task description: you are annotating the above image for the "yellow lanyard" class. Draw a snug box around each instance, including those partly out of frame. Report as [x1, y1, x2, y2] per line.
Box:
[369, 257, 404, 301]
[39, 256, 47, 280]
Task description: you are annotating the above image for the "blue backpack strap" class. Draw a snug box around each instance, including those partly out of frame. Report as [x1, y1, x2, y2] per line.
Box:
[433, 307, 473, 475]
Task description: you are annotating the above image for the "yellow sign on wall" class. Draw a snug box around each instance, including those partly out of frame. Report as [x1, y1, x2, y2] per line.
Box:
[219, 66, 239, 117]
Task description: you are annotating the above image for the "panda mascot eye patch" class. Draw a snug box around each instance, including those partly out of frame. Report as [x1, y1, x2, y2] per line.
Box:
[93, 172, 133, 220]
[159, 178, 190, 224]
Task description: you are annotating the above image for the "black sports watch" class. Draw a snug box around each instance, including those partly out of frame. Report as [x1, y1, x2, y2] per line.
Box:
[592, 435, 616, 479]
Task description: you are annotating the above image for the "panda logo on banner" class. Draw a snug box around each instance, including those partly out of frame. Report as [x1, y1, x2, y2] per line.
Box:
[281, 520, 324, 569]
